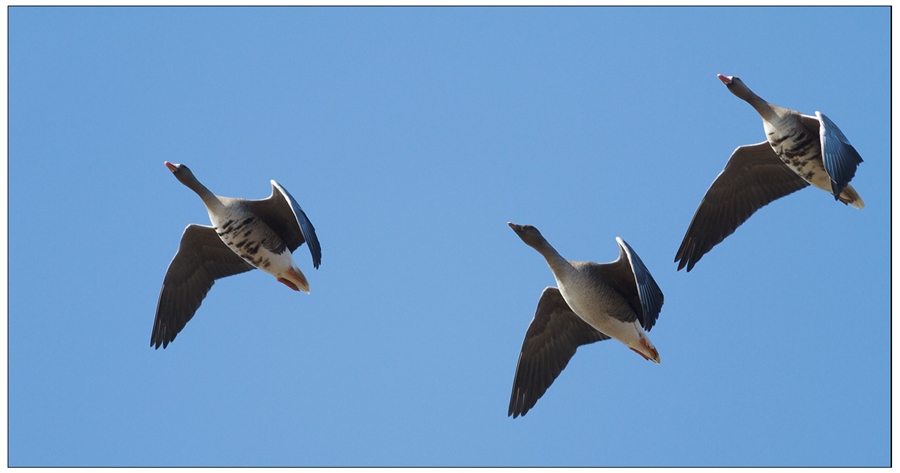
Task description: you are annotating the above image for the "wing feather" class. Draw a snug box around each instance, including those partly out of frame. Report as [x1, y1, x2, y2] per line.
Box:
[244, 181, 321, 268]
[508, 287, 610, 418]
[815, 111, 863, 198]
[674, 143, 810, 271]
[151, 225, 254, 349]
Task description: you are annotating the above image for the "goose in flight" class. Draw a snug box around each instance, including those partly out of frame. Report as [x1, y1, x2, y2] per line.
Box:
[675, 74, 864, 272]
[152, 162, 322, 349]
[507, 223, 664, 418]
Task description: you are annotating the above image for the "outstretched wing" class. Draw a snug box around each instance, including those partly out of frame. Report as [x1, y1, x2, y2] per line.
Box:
[813, 111, 863, 199]
[245, 180, 322, 269]
[674, 142, 809, 271]
[584, 238, 664, 331]
[508, 287, 610, 418]
[152, 225, 254, 349]
[616, 237, 664, 332]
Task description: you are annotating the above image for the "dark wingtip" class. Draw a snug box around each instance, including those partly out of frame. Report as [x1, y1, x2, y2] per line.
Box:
[151, 331, 172, 349]
[685, 257, 698, 272]
[675, 257, 697, 272]
[675, 242, 701, 272]
[674, 254, 689, 272]
[309, 240, 322, 269]
[508, 391, 528, 418]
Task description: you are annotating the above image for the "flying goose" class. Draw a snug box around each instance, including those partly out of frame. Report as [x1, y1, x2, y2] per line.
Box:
[507, 223, 664, 418]
[152, 162, 322, 349]
[675, 74, 864, 272]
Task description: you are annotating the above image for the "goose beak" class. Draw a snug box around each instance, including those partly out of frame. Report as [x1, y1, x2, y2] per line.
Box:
[164, 161, 178, 172]
[717, 74, 732, 85]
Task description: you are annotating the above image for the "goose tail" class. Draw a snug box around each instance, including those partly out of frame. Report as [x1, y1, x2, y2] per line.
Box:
[838, 184, 864, 209]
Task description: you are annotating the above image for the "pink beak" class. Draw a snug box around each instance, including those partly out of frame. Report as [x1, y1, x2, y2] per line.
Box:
[164, 161, 177, 172]
[717, 74, 732, 85]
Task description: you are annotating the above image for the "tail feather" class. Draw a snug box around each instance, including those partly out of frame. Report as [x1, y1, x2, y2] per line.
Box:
[838, 184, 864, 209]
[286, 267, 310, 293]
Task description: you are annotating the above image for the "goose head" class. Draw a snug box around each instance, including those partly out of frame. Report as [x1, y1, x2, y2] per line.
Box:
[508, 222, 550, 250]
[164, 161, 216, 201]
[717, 74, 757, 102]
[165, 161, 198, 185]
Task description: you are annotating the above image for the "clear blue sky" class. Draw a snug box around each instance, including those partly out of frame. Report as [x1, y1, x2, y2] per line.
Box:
[8, 6, 890, 467]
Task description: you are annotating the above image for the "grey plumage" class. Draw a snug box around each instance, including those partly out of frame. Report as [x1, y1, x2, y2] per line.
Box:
[508, 224, 664, 418]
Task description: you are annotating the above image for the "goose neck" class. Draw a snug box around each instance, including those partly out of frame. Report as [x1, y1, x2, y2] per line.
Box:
[741, 91, 779, 122]
[534, 243, 573, 276]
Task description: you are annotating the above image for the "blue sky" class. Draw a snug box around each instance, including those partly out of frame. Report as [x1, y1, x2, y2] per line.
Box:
[8, 6, 890, 467]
